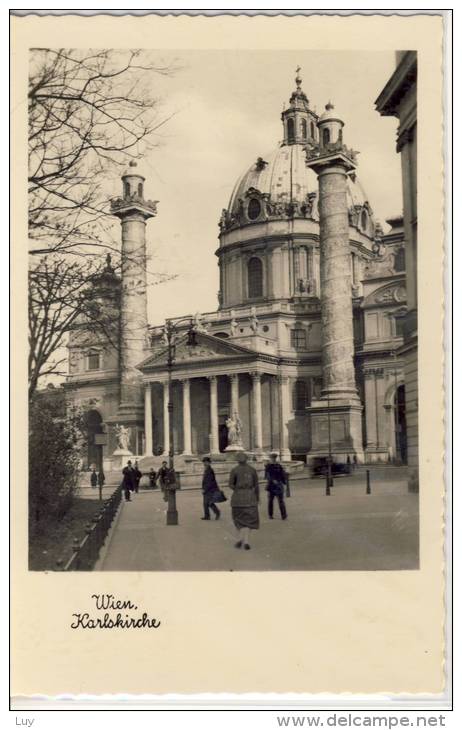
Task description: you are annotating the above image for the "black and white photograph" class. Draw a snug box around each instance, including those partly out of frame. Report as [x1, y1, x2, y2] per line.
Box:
[27, 46, 420, 572]
[12, 10, 448, 704]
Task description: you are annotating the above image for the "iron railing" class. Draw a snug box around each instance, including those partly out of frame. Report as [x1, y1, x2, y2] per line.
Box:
[55, 484, 123, 571]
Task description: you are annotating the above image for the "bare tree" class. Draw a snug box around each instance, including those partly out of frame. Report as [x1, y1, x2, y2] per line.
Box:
[28, 48, 176, 395]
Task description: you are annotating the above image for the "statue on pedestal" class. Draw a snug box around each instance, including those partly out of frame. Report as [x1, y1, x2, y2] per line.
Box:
[114, 423, 132, 454]
[225, 411, 244, 451]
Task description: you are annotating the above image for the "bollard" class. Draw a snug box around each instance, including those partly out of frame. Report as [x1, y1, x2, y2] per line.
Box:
[325, 472, 331, 496]
[366, 469, 371, 495]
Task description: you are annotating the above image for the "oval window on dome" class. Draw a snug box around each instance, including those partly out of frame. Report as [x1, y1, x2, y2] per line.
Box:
[248, 198, 261, 221]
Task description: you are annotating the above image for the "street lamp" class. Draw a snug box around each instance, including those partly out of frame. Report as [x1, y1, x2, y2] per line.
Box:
[162, 317, 198, 526]
[326, 392, 333, 494]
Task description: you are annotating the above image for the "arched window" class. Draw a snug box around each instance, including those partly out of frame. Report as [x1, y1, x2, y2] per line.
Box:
[137, 182, 143, 197]
[123, 180, 130, 198]
[292, 379, 309, 411]
[338, 127, 343, 143]
[248, 257, 263, 299]
[322, 128, 330, 146]
[247, 198, 261, 221]
[301, 119, 307, 139]
[361, 210, 368, 230]
[310, 121, 315, 138]
[287, 118, 295, 144]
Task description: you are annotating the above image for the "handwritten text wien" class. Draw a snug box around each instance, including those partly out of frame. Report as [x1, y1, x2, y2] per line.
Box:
[70, 594, 161, 629]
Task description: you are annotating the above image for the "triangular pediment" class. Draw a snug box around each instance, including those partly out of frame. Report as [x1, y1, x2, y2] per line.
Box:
[138, 332, 259, 371]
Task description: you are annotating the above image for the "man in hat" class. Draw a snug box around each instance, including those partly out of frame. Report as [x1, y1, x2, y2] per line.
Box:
[157, 460, 170, 502]
[264, 452, 288, 520]
[201, 457, 221, 521]
[121, 460, 135, 502]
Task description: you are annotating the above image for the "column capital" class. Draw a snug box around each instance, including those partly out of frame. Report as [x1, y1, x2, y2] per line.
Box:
[180, 377, 190, 386]
[277, 374, 290, 386]
[250, 371, 262, 382]
[207, 374, 217, 383]
[229, 373, 240, 382]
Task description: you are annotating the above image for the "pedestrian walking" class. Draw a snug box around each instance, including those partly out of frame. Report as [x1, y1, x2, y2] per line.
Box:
[97, 469, 105, 490]
[157, 461, 169, 502]
[133, 460, 142, 494]
[121, 460, 135, 502]
[201, 457, 221, 521]
[265, 452, 288, 520]
[148, 468, 158, 489]
[90, 468, 98, 489]
[228, 452, 259, 550]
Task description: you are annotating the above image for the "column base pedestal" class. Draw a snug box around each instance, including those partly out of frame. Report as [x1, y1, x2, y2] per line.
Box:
[308, 398, 364, 464]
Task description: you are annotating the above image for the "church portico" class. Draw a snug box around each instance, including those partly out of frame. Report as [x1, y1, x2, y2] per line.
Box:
[141, 365, 282, 459]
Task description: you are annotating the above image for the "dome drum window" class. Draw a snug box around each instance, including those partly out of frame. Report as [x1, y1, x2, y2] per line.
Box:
[247, 257, 264, 299]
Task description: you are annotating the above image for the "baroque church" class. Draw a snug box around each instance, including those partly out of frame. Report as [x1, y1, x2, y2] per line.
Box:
[66, 71, 408, 475]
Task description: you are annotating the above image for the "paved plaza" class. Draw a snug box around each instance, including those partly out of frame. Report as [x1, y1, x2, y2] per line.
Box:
[96, 467, 419, 571]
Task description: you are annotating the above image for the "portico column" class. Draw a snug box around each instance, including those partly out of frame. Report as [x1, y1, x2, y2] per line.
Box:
[162, 381, 170, 456]
[251, 372, 263, 450]
[230, 373, 239, 416]
[144, 383, 153, 456]
[208, 375, 219, 454]
[278, 374, 291, 460]
[181, 378, 192, 455]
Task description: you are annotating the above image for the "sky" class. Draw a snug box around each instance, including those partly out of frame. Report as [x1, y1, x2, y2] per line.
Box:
[106, 50, 403, 325]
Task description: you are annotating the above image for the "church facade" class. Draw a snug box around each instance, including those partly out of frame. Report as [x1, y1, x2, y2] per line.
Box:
[66, 72, 408, 473]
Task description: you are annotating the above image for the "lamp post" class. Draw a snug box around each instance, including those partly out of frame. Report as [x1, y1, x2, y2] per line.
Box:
[162, 317, 197, 526]
[326, 392, 333, 494]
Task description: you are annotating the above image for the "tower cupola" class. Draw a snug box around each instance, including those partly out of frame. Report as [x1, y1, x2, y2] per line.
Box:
[317, 102, 344, 149]
[281, 67, 319, 146]
[121, 159, 146, 200]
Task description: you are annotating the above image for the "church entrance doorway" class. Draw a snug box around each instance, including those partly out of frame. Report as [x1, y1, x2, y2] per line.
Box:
[84, 409, 104, 470]
[394, 385, 407, 464]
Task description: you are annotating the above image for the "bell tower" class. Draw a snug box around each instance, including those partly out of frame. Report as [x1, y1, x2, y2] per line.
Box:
[281, 67, 319, 146]
[110, 160, 158, 454]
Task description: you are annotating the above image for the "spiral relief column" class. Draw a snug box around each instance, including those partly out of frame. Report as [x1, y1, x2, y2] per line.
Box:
[306, 104, 363, 462]
[110, 161, 157, 456]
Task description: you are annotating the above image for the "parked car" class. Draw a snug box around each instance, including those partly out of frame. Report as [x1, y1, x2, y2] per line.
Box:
[310, 457, 351, 478]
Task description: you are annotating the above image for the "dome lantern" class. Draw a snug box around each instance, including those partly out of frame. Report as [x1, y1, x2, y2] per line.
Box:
[281, 67, 319, 146]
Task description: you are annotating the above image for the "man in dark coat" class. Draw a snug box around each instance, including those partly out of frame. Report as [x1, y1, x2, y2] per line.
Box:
[201, 457, 220, 521]
[133, 460, 142, 494]
[264, 452, 288, 520]
[157, 461, 169, 502]
[121, 460, 135, 502]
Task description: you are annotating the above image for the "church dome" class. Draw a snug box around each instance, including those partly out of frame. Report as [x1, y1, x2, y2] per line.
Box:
[221, 142, 372, 233]
[218, 70, 375, 240]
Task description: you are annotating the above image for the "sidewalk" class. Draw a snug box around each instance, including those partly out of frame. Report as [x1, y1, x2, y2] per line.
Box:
[97, 475, 419, 571]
